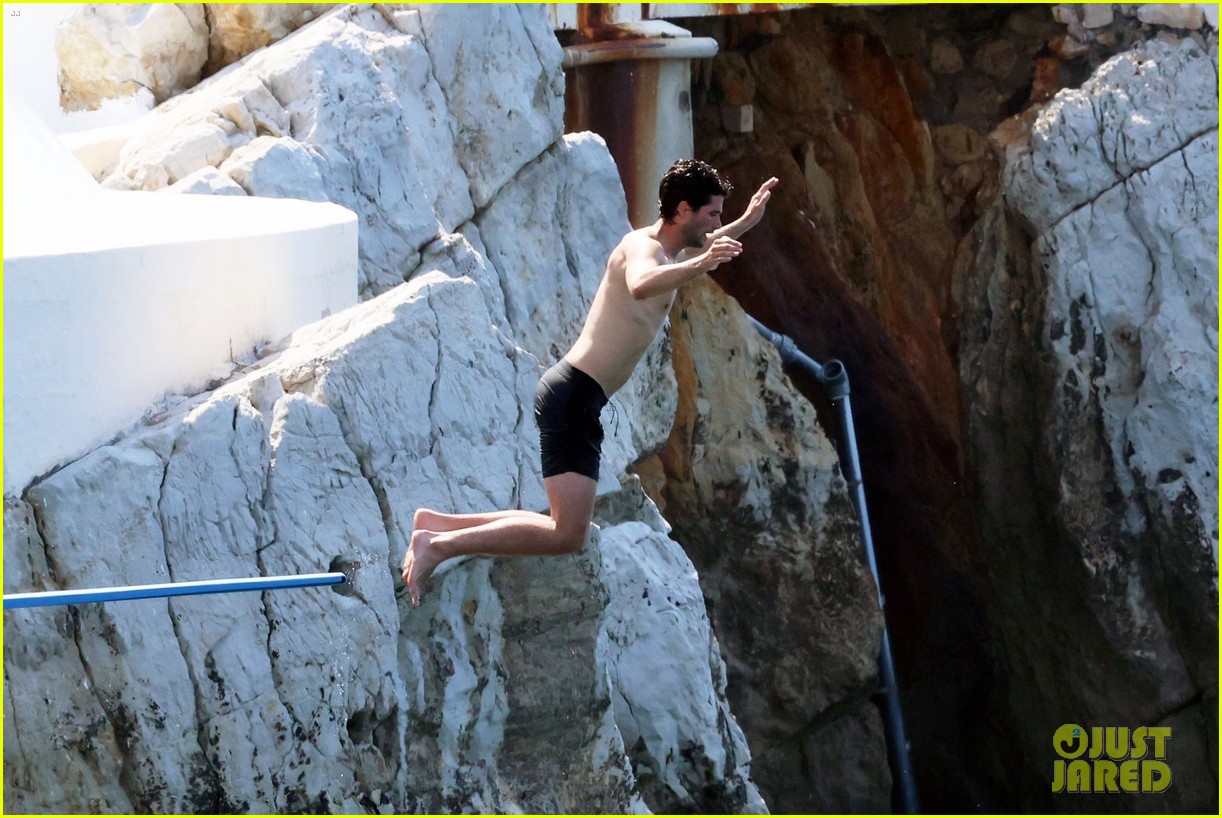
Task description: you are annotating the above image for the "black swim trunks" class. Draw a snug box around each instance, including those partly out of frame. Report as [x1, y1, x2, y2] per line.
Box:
[534, 360, 609, 481]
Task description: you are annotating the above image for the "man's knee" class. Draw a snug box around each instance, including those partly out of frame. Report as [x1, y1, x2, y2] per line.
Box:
[554, 524, 588, 555]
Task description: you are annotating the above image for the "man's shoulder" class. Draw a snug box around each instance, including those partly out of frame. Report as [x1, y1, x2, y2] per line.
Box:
[617, 226, 666, 257]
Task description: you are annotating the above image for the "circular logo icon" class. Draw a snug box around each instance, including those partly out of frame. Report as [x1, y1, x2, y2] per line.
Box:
[1054, 724, 1087, 759]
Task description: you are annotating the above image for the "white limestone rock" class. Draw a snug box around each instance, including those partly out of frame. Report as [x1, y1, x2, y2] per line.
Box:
[1037, 132, 1218, 552]
[597, 485, 766, 813]
[2, 499, 134, 814]
[100, 5, 568, 300]
[163, 165, 247, 196]
[55, 4, 335, 113]
[2, 274, 520, 812]
[219, 135, 330, 202]
[264, 277, 547, 812]
[278, 273, 542, 550]
[475, 136, 622, 362]
[56, 3, 209, 112]
[958, 31, 1218, 810]
[1000, 38, 1219, 574]
[1005, 38, 1217, 235]
[203, 3, 335, 72]
[17, 366, 404, 812]
[3, 232, 760, 811]
[272, 274, 671, 812]
[1082, 3, 1116, 28]
[458, 528, 643, 813]
[1033, 126, 1219, 702]
[22, 443, 221, 812]
[407, 3, 566, 208]
[8, 4, 765, 813]
[102, 5, 476, 296]
[1052, 3, 1115, 31]
[1137, 3, 1206, 29]
[415, 227, 508, 338]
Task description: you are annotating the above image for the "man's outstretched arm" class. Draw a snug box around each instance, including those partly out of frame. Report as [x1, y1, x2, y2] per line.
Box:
[707, 176, 779, 246]
[625, 236, 743, 300]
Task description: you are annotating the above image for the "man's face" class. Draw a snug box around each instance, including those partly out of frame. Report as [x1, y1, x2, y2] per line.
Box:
[682, 196, 724, 248]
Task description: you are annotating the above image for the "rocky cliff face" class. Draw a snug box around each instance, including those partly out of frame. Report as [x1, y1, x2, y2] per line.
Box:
[649, 278, 890, 812]
[13, 3, 1215, 813]
[682, 3, 1217, 812]
[56, 4, 335, 111]
[5, 5, 879, 813]
[683, 8, 1012, 808]
[958, 35, 1218, 813]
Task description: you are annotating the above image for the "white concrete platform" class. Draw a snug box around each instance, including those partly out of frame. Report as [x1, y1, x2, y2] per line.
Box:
[4, 98, 358, 495]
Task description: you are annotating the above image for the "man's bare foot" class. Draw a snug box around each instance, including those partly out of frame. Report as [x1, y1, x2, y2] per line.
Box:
[413, 508, 443, 532]
[401, 529, 445, 607]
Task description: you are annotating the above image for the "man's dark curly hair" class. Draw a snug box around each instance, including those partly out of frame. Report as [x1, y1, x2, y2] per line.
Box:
[658, 159, 733, 222]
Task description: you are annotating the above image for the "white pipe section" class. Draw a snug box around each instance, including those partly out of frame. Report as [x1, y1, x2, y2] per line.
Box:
[562, 36, 719, 68]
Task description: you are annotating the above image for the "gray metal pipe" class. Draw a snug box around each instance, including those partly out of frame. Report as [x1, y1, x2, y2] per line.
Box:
[749, 316, 920, 814]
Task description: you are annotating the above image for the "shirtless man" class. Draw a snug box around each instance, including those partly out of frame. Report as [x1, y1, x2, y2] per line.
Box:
[401, 160, 778, 605]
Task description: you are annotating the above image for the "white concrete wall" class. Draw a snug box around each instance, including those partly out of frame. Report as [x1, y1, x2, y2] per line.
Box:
[4, 192, 357, 494]
[3, 79, 358, 495]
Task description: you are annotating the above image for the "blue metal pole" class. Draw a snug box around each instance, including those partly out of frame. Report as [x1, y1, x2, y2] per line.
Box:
[749, 316, 920, 813]
[835, 391, 920, 814]
[3, 572, 346, 610]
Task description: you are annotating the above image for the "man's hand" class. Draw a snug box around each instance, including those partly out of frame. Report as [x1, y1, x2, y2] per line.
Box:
[700, 236, 743, 272]
[739, 176, 779, 232]
[704, 176, 779, 248]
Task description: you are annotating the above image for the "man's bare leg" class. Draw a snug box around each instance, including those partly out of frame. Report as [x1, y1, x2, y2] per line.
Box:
[401, 472, 598, 606]
[413, 507, 540, 534]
